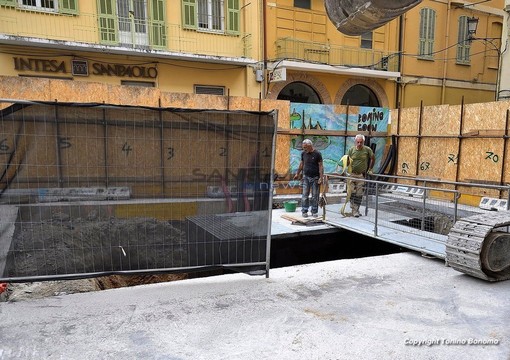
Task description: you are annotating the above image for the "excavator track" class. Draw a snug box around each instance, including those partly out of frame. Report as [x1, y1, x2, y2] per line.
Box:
[446, 211, 510, 281]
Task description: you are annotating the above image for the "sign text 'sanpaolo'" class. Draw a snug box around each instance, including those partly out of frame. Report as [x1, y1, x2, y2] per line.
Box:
[13, 57, 158, 79]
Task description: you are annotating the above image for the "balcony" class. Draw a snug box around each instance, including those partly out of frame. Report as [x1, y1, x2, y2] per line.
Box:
[275, 38, 398, 72]
[0, 9, 252, 61]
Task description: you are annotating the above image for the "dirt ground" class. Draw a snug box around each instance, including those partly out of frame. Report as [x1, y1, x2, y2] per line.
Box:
[0, 202, 453, 302]
[1, 215, 193, 302]
[4, 214, 188, 278]
[1, 273, 189, 302]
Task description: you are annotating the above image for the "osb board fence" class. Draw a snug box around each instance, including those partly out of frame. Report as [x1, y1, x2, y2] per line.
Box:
[0, 75, 293, 181]
[1, 76, 510, 199]
[393, 100, 510, 198]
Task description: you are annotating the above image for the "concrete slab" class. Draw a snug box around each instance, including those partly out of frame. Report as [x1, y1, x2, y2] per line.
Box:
[0, 252, 509, 359]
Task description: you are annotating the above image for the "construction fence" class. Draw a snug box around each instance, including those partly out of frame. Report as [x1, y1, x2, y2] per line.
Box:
[0, 100, 276, 281]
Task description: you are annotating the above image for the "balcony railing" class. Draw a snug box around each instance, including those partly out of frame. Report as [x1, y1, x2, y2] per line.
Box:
[275, 38, 398, 72]
[0, 9, 252, 60]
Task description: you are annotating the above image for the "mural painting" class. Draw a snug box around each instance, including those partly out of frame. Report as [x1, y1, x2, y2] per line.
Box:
[289, 103, 389, 175]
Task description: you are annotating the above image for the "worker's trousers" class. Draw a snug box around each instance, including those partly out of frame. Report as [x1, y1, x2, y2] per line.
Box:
[301, 175, 320, 215]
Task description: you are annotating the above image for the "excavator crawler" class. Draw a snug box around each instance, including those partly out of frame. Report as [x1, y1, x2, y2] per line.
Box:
[446, 212, 510, 281]
[324, 0, 422, 36]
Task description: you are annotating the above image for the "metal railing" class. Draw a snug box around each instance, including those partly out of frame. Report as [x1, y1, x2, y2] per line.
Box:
[275, 37, 398, 71]
[0, 100, 276, 282]
[326, 173, 510, 242]
[0, 9, 252, 59]
[374, 173, 510, 210]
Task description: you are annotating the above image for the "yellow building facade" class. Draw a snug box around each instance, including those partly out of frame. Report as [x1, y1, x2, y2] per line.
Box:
[0, 0, 265, 98]
[398, 0, 505, 107]
[264, 0, 401, 108]
[0, 1, 505, 107]
[264, 0, 505, 109]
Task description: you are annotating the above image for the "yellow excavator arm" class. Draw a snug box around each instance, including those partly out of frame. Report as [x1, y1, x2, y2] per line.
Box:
[325, 0, 422, 35]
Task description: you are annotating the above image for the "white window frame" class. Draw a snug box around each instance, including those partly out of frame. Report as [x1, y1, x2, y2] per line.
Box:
[117, 0, 149, 46]
[18, 0, 58, 12]
[198, 0, 225, 33]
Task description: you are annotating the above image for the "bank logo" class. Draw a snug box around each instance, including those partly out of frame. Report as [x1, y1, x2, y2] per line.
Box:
[72, 60, 89, 76]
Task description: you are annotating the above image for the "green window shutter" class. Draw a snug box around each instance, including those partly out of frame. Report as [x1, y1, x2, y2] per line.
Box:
[428, 9, 435, 56]
[59, 0, 79, 14]
[419, 8, 435, 59]
[151, 0, 167, 48]
[0, 0, 17, 7]
[97, 0, 117, 44]
[182, 0, 197, 29]
[227, 0, 240, 35]
[419, 9, 426, 56]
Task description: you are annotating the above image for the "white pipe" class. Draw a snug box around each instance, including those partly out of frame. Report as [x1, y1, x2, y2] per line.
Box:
[498, 0, 510, 100]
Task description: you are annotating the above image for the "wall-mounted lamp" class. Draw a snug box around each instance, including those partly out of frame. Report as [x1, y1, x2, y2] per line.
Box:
[467, 16, 479, 40]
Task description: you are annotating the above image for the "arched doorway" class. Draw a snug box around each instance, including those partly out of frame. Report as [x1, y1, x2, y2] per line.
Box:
[341, 84, 380, 106]
[277, 81, 322, 104]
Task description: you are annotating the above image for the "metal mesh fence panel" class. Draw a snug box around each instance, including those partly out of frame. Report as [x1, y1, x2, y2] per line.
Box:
[0, 100, 276, 281]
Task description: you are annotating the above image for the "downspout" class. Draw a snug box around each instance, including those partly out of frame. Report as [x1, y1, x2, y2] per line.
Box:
[499, 0, 510, 100]
[441, 2, 452, 105]
[395, 14, 404, 109]
[244, 1, 249, 97]
[262, 0, 268, 99]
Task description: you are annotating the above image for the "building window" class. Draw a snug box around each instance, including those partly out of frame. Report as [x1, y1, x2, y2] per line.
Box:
[456, 16, 471, 65]
[117, 0, 148, 45]
[5, 0, 77, 13]
[198, 0, 224, 31]
[18, 0, 58, 11]
[182, 0, 239, 34]
[294, 0, 310, 9]
[341, 85, 380, 107]
[121, 80, 155, 87]
[361, 32, 373, 49]
[418, 8, 435, 59]
[98, 0, 166, 48]
[194, 85, 225, 95]
[277, 82, 321, 104]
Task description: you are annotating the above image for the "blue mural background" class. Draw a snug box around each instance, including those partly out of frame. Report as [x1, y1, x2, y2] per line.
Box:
[289, 103, 389, 175]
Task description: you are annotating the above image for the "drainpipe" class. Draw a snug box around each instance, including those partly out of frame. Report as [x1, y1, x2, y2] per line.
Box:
[499, 0, 510, 100]
[395, 14, 404, 109]
[440, 2, 452, 105]
[262, 0, 268, 99]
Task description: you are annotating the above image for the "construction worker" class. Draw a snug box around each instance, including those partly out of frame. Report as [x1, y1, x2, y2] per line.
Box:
[294, 139, 324, 218]
[347, 134, 375, 217]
